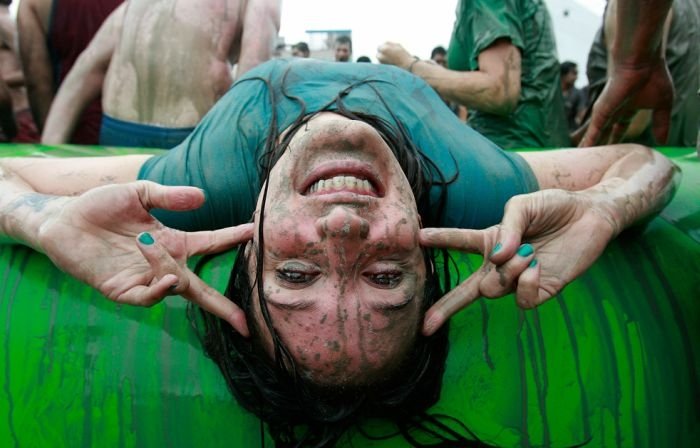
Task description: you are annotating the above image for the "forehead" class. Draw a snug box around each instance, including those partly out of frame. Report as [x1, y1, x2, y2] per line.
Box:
[255, 282, 424, 385]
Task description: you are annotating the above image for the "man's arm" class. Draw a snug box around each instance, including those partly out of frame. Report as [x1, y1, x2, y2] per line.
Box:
[235, 0, 280, 78]
[17, 0, 53, 130]
[377, 39, 521, 116]
[42, 3, 126, 144]
[579, 0, 674, 146]
[0, 77, 16, 140]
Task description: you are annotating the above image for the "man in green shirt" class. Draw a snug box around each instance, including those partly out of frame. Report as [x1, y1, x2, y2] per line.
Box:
[378, 0, 570, 149]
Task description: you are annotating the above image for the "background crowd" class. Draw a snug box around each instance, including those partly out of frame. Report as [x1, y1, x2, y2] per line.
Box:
[0, 0, 697, 151]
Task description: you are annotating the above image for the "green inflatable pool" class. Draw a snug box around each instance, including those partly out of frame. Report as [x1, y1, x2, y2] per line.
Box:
[1, 145, 698, 447]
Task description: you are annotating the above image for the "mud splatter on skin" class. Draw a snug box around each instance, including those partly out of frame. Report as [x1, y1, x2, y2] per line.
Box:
[109, 0, 239, 125]
[249, 113, 438, 384]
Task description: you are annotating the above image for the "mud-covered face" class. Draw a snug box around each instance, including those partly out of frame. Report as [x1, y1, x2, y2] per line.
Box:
[251, 113, 425, 385]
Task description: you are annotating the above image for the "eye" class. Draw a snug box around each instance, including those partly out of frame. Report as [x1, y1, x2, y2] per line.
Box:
[365, 271, 403, 288]
[275, 262, 319, 286]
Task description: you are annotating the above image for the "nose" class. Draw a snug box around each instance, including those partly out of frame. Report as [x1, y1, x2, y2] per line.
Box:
[316, 206, 370, 240]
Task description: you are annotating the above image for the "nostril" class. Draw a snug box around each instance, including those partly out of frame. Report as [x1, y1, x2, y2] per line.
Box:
[316, 207, 370, 239]
[359, 220, 369, 239]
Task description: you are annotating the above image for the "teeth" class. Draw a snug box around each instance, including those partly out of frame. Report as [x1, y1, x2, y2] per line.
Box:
[308, 175, 375, 195]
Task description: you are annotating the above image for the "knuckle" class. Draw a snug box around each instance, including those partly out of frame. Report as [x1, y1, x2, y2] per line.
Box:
[481, 279, 510, 299]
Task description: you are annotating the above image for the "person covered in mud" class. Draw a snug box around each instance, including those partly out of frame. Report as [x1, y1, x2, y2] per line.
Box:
[17, 0, 124, 144]
[40, 0, 281, 149]
[0, 59, 678, 446]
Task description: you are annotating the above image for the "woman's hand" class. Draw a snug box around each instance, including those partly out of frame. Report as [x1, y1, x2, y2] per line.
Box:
[420, 189, 617, 336]
[36, 181, 253, 336]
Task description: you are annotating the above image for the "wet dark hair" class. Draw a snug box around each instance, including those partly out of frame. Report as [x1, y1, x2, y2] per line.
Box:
[190, 70, 490, 447]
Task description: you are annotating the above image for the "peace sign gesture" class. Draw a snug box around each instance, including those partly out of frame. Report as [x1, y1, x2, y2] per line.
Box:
[36, 181, 254, 335]
[420, 189, 617, 336]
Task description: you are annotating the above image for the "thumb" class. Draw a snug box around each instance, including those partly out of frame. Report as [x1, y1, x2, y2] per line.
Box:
[489, 196, 529, 263]
[419, 227, 486, 253]
[134, 181, 207, 212]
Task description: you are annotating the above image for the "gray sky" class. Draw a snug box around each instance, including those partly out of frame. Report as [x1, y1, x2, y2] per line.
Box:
[9, 0, 606, 86]
[279, 0, 605, 61]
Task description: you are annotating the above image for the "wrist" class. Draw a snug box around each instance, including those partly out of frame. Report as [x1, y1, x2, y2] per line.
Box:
[611, 40, 665, 71]
[579, 178, 636, 237]
[406, 56, 420, 73]
[1, 193, 67, 251]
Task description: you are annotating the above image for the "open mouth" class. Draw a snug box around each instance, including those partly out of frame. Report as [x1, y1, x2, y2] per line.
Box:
[307, 175, 377, 196]
[300, 161, 384, 197]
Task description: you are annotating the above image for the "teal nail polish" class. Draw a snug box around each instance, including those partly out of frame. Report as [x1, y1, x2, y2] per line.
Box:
[138, 232, 155, 245]
[529, 258, 538, 268]
[517, 243, 534, 257]
[490, 242, 502, 256]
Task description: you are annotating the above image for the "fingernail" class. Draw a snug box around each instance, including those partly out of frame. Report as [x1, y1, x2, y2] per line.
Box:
[138, 232, 155, 245]
[199, 188, 208, 201]
[517, 243, 534, 257]
[529, 258, 538, 268]
[490, 242, 502, 256]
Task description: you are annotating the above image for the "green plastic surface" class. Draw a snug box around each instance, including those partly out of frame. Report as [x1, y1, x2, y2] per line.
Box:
[1, 145, 698, 447]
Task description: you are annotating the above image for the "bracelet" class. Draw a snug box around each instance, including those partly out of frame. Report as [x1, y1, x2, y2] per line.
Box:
[408, 56, 420, 73]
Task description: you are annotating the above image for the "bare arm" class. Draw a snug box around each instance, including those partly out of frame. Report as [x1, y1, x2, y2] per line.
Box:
[610, 0, 672, 66]
[420, 144, 678, 333]
[0, 77, 16, 140]
[42, 3, 125, 144]
[0, 155, 150, 245]
[377, 39, 521, 116]
[235, 0, 280, 78]
[520, 144, 678, 234]
[0, 153, 251, 334]
[17, 0, 53, 130]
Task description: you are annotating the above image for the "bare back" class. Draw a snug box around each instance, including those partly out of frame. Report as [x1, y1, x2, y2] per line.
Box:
[103, 0, 251, 127]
